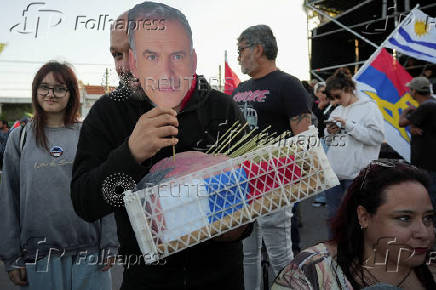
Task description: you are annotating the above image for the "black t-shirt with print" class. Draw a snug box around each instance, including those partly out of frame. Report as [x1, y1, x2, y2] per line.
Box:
[408, 98, 436, 171]
[232, 70, 311, 136]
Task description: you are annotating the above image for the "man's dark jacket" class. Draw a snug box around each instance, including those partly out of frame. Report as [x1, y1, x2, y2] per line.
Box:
[71, 77, 246, 290]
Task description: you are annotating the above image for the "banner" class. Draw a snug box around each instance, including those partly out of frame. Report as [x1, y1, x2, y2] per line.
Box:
[384, 8, 436, 64]
[224, 61, 240, 95]
[355, 48, 418, 161]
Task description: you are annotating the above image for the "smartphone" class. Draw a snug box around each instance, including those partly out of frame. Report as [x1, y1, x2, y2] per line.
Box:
[324, 120, 341, 128]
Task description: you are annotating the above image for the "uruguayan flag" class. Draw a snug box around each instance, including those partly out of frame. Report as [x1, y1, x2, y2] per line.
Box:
[384, 8, 436, 64]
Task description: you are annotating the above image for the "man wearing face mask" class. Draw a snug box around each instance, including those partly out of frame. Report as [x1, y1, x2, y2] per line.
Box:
[71, 2, 249, 289]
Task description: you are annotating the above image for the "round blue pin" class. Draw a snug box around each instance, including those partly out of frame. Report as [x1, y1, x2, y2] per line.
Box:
[50, 146, 64, 157]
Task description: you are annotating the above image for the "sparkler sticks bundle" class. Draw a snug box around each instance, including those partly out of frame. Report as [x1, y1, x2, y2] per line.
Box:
[123, 125, 339, 263]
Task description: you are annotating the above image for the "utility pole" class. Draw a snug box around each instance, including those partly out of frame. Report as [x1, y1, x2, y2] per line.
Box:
[354, 39, 359, 74]
[105, 68, 109, 93]
[219, 65, 222, 91]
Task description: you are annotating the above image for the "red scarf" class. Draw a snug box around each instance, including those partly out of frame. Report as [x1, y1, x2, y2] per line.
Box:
[180, 74, 197, 111]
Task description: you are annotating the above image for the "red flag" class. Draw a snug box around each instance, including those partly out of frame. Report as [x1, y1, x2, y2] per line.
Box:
[224, 61, 240, 95]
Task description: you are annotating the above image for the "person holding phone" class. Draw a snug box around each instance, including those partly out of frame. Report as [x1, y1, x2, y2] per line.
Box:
[323, 68, 384, 229]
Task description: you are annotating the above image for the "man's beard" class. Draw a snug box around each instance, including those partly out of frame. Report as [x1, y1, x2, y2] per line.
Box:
[119, 72, 137, 88]
[241, 55, 257, 76]
[112, 72, 147, 101]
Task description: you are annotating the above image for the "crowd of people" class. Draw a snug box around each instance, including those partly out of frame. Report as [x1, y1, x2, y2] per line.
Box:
[0, 117, 31, 170]
[0, 1, 435, 290]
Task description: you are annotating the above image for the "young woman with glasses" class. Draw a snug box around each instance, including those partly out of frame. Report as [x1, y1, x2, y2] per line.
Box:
[0, 61, 118, 290]
[273, 161, 436, 289]
[322, 68, 385, 227]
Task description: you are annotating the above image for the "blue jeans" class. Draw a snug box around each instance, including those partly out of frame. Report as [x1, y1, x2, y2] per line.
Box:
[314, 192, 326, 203]
[243, 206, 293, 290]
[313, 138, 329, 204]
[22, 252, 112, 290]
[325, 179, 353, 229]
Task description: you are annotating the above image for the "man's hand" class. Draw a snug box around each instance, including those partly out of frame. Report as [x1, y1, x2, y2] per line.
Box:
[403, 106, 416, 114]
[399, 106, 416, 127]
[128, 107, 179, 163]
[410, 125, 424, 135]
[101, 256, 116, 272]
[289, 113, 311, 135]
[8, 268, 28, 286]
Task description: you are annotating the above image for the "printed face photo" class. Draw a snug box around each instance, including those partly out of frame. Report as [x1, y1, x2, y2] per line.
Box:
[131, 20, 197, 109]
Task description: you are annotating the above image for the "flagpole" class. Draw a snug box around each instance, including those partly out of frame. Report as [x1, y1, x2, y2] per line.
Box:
[223, 50, 228, 91]
[353, 7, 416, 79]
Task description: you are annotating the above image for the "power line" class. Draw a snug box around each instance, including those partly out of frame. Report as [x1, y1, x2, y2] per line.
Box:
[0, 71, 110, 74]
[0, 59, 111, 66]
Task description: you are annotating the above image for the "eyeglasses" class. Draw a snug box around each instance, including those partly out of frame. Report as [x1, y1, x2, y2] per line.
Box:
[330, 94, 342, 100]
[360, 160, 398, 191]
[37, 84, 69, 98]
[238, 44, 255, 56]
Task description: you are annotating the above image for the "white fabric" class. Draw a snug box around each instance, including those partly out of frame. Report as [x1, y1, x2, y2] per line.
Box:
[384, 8, 436, 64]
[158, 178, 210, 243]
[325, 98, 385, 179]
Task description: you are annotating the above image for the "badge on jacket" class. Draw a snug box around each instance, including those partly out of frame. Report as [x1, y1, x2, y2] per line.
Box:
[50, 146, 63, 157]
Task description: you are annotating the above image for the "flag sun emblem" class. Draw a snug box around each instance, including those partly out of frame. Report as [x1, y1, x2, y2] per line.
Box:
[414, 20, 428, 37]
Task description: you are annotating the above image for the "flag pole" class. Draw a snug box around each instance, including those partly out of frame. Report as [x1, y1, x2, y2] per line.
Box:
[353, 7, 416, 79]
[223, 50, 228, 91]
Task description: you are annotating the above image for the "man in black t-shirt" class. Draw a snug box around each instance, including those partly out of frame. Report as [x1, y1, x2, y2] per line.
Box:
[232, 24, 311, 290]
[399, 76, 436, 206]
